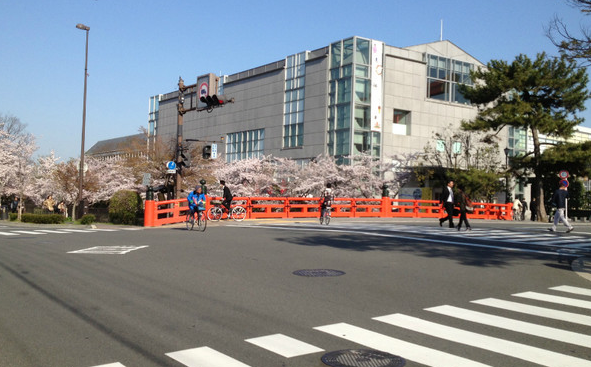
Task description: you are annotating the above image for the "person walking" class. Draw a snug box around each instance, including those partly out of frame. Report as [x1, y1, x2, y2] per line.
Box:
[549, 181, 574, 233]
[520, 197, 528, 220]
[455, 185, 472, 231]
[439, 180, 455, 228]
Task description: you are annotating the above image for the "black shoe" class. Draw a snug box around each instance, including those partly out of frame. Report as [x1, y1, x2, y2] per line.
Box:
[457, 226, 461, 231]
[548, 228, 555, 232]
[466, 227, 471, 231]
[439, 220, 443, 227]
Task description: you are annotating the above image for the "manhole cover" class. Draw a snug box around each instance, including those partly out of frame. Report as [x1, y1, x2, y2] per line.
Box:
[321, 349, 405, 367]
[292, 269, 345, 277]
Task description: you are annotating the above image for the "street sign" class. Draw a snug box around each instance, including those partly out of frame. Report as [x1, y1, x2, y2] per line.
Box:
[211, 143, 218, 159]
[166, 161, 176, 174]
[559, 170, 570, 179]
[560, 179, 569, 188]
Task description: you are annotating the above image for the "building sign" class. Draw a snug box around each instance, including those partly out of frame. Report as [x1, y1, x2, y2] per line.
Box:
[371, 40, 384, 133]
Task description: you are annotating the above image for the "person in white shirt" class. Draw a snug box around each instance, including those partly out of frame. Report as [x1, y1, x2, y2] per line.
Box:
[439, 180, 455, 228]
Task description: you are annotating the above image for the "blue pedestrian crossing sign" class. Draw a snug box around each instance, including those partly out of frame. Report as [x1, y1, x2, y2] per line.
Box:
[166, 161, 176, 174]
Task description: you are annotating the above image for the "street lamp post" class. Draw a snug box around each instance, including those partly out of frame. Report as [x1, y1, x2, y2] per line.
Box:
[504, 147, 510, 204]
[76, 23, 90, 220]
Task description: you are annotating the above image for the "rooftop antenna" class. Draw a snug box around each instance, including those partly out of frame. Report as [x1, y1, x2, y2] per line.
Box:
[440, 19, 443, 41]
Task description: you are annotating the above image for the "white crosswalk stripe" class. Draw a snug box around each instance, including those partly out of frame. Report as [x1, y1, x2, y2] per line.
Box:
[166, 346, 251, 367]
[0, 228, 142, 237]
[89, 283, 591, 367]
[245, 333, 324, 357]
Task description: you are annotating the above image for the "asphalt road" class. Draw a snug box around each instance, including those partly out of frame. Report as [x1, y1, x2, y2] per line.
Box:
[0, 218, 590, 367]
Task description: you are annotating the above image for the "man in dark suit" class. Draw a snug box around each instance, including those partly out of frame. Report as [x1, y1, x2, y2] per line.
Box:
[439, 180, 455, 228]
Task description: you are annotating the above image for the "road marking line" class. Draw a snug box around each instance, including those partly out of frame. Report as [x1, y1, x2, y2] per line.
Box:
[166, 346, 251, 367]
[374, 313, 591, 367]
[68, 246, 149, 254]
[0, 231, 19, 236]
[550, 285, 591, 297]
[11, 230, 47, 235]
[513, 291, 591, 309]
[60, 229, 97, 233]
[472, 298, 591, 326]
[314, 322, 491, 367]
[36, 230, 71, 234]
[90, 363, 126, 367]
[426, 305, 591, 348]
[245, 333, 324, 358]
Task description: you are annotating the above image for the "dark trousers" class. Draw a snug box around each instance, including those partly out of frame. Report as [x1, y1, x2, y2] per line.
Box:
[458, 210, 470, 229]
[222, 199, 232, 213]
[440, 202, 455, 228]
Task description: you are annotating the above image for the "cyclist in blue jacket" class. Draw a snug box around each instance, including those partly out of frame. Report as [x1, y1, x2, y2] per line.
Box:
[187, 186, 206, 217]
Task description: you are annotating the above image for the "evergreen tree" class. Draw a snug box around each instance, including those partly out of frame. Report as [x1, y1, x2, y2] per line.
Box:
[460, 53, 590, 220]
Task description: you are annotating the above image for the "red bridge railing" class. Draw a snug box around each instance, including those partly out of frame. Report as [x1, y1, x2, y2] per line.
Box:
[144, 196, 513, 227]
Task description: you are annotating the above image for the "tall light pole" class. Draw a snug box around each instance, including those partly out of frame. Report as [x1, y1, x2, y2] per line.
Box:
[76, 23, 90, 219]
[504, 147, 510, 204]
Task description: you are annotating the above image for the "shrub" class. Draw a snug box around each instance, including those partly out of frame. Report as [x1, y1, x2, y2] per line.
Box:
[80, 214, 96, 225]
[109, 190, 142, 225]
[21, 213, 65, 224]
[9, 213, 17, 221]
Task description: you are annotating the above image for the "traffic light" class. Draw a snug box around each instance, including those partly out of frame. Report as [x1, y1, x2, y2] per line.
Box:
[179, 149, 190, 169]
[199, 94, 233, 111]
[202, 145, 212, 159]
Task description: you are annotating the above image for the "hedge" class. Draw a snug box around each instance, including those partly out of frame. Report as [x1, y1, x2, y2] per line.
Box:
[21, 213, 66, 224]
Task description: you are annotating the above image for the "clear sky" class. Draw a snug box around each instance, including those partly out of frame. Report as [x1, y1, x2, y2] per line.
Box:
[1, 0, 589, 161]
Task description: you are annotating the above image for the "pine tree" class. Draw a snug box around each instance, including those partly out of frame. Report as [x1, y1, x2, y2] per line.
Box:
[460, 53, 590, 220]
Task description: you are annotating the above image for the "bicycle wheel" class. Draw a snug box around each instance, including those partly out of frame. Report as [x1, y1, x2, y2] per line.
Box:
[231, 206, 246, 221]
[319, 209, 324, 225]
[325, 211, 331, 225]
[198, 211, 207, 231]
[185, 213, 194, 230]
[207, 206, 222, 222]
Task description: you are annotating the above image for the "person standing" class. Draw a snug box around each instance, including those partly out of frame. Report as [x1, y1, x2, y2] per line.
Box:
[549, 182, 574, 233]
[520, 197, 528, 220]
[439, 180, 455, 228]
[455, 185, 472, 231]
[220, 180, 233, 215]
[530, 197, 537, 221]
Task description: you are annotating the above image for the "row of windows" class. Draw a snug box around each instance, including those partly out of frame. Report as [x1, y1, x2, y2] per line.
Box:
[284, 53, 306, 149]
[226, 129, 265, 162]
[427, 55, 474, 104]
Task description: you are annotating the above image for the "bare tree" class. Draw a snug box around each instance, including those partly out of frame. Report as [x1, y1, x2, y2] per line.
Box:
[547, 0, 591, 65]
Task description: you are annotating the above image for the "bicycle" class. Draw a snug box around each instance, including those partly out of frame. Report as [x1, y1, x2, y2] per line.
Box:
[186, 209, 207, 231]
[319, 204, 331, 225]
[207, 201, 247, 222]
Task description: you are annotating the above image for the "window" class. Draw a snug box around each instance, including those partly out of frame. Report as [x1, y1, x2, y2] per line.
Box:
[226, 129, 265, 162]
[427, 55, 473, 104]
[393, 109, 410, 135]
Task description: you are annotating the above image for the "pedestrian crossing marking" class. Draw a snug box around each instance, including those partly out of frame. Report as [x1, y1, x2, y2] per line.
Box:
[373, 313, 591, 367]
[36, 230, 71, 234]
[550, 285, 591, 297]
[426, 304, 591, 348]
[166, 346, 251, 367]
[245, 333, 324, 358]
[314, 322, 491, 367]
[0, 231, 19, 236]
[11, 230, 47, 235]
[472, 297, 591, 326]
[514, 291, 591, 309]
[68, 246, 149, 255]
[91, 363, 126, 367]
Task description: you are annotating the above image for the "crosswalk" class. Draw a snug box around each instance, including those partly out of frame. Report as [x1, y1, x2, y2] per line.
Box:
[0, 227, 142, 237]
[90, 284, 591, 367]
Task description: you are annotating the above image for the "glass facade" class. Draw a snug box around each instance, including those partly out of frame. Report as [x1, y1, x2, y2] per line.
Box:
[148, 95, 160, 137]
[508, 126, 527, 157]
[284, 52, 305, 148]
[427, 55, 473, 104]
[328, 37, 380, 161]
[226, 129, 265, 162]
